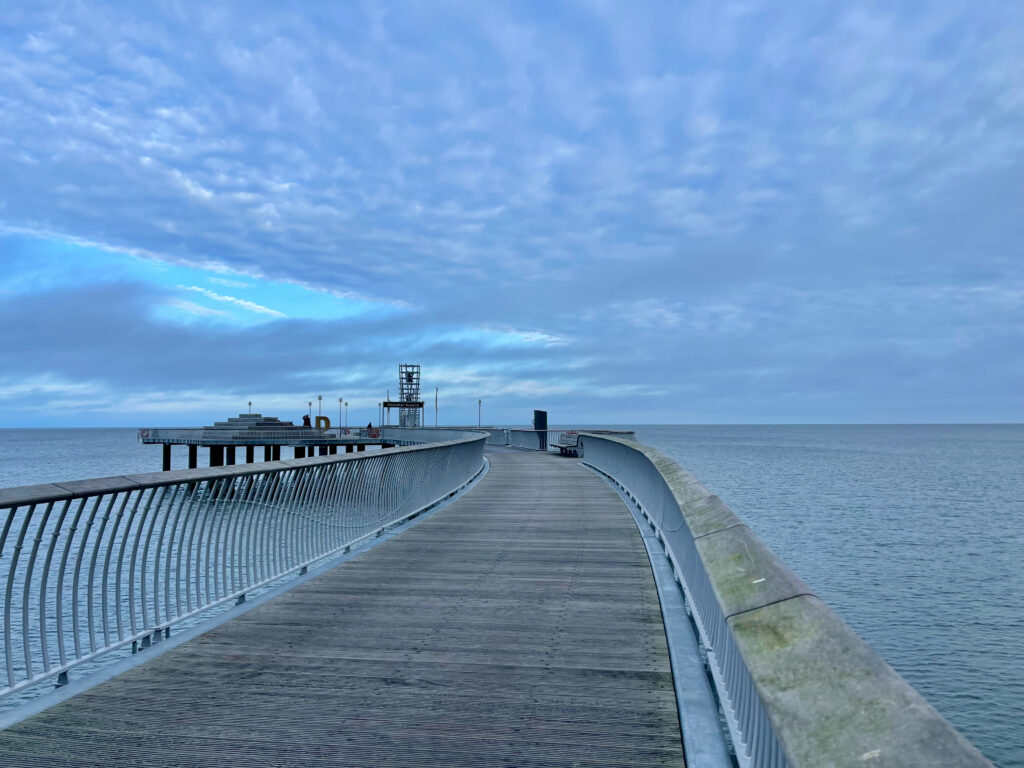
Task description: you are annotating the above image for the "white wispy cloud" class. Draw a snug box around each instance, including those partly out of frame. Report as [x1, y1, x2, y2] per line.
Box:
[178, 285, 286, 317]
[165, 298, 230, 317]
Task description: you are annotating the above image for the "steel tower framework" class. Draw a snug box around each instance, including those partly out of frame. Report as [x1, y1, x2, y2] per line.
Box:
[398, 364, 421, 427]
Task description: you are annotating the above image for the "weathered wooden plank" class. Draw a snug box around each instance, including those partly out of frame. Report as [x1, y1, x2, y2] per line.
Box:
[0, 451, 684, 767]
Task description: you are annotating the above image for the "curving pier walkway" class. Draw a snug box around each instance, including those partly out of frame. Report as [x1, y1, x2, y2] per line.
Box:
[0, 450, 684, 767]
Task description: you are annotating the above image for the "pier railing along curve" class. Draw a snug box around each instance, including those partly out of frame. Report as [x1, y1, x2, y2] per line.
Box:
[507, 429, 636, 451]
[0, 433, 485, 699]
[381, 427, 511, 447]
[579, 433, 991, 768]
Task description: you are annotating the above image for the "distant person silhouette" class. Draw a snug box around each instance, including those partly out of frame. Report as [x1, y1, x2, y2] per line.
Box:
[302, 414, 311, 428]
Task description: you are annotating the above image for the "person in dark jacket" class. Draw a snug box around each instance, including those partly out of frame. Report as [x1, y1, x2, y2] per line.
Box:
[302, 414, 311, 428]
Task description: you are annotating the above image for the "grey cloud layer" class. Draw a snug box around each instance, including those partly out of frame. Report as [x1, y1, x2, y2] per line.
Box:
[1, 1, 1023, 423]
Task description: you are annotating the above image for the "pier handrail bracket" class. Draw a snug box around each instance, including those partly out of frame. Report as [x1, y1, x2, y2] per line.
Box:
[0, 432, 485, 703]
[578, 432, 992, 768]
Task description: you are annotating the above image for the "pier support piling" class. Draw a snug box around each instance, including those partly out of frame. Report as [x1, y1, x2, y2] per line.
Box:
[272, 446, 281, 461]
[346, 444, 354, 453]
[162, 444, 172, 472]
[319, 446, 328, 456]
[264, 446, 272, 462]
[226, 446, 236, 465]
[188, 445, 198, 469]
[329, 445, 337, 455]
[246, 446, 254, 464]
[294, 447, 306, 459]
[210, 445, 224, 467]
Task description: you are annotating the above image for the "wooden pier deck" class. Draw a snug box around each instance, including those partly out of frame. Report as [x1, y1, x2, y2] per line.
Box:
[0, 450, 684, 767]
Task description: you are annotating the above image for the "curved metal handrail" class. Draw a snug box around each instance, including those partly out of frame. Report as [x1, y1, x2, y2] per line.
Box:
[0, 434, 485, 700]
[579, 433, 991, 768]
[507, 429, 637, 452]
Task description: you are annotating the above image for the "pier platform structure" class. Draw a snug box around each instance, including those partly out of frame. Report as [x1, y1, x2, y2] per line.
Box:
[0, 428, 994, 767]
[138, 413, 394, 470]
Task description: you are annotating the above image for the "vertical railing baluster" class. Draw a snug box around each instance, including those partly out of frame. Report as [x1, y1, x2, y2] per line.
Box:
[176, 478, 210, 617]
[151, 484, 181, 628]
[71, 495, 105, 659]
[247, 473, 269, 581]
[115, 490, 146, 640]
[55, 497, 88, 667]
[227, 474, 256, 595]
[100, 492, 134, 648]
[137, 487, 169, 633]
[162, 482, 188, 626]
[4, 505, 35, 687]
[22, 501, 54, 679]
[86, 494, 119, 653]
[38, 499, 72, 673]
[197, 478, 225, 609]
[209, 479, 233, 601]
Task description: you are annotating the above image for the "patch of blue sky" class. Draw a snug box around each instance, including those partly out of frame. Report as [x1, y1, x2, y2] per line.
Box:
[0, 232, 399, 326]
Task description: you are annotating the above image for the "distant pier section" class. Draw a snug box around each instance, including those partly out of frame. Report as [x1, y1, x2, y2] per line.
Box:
[138, 413, 393, 470]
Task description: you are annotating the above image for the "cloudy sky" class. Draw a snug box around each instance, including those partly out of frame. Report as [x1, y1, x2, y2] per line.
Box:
[1, 1, 1022, 427]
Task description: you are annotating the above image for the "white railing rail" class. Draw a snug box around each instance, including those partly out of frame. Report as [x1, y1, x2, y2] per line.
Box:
[579, 433, 991, 768]
[0, 434, 485, 699]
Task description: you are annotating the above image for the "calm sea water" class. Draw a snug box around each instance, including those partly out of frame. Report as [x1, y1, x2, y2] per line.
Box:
[1, 425, 1021, 765]
[628, 424, 1024, 768]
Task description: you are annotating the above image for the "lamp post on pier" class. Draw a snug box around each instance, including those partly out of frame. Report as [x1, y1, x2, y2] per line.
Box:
[345, 401, 349, 428]
[478, 399, 482, 428]
[338, 397, 343, 434]
[317, 394, 322, 419]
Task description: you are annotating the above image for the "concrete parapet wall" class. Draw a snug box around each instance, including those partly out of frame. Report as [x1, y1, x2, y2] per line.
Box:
[580, 432, 991, 768]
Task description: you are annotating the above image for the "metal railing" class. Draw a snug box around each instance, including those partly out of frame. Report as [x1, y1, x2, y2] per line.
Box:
[137, 427, 358, 444]
[579, 433, 991, 768]
[483, 429, 509, 446]
[379, 427, 509, 446]
[507, 429, 637, 453]
[0, 434, 485, 700]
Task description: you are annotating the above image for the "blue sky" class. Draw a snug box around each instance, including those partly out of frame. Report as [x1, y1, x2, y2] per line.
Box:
[1, 1, 1022, 426]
